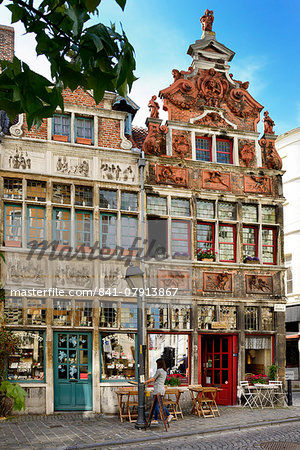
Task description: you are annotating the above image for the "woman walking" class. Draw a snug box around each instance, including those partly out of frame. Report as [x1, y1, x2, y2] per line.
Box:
[144, 358, 174, 424]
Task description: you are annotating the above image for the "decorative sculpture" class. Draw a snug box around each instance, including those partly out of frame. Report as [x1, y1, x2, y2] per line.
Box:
[263, 111, 275, 134]
[148, 95, 160, 119]
[200, 9, 214, 32]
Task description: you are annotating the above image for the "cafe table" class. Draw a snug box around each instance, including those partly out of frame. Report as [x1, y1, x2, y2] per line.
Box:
[247, 383, 278, 408]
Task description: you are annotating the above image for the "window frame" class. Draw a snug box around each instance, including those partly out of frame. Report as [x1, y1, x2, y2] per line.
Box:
[262, 226, 276, 265]
[27, 205, 46, 247]
[218, 223, 236, 262]
[100, 332, 137, 382]
[216, 138, 233, 164]
[75, 210, 93, 250]
[52, 114, 71, 141]
[195, 136, 212, 162]
[4, 203, 22, 247]
[242, 225, 258, 259]
[171, 219, 191, 259]
[196, 221, 215, 257]
[53, 208, 71, 247]
[75, 116, 94, 145]
[100, 212, 117, 252]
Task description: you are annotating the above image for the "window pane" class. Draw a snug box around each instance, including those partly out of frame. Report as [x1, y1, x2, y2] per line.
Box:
[76, 117, 93, 141]
[121, 304, 137, 328]
[27, 206, 45, 246]
[172, 221, 190, 258]
[121, 192, 138, 211]
[121, 215, 138, 249]
[245, 307, 258, 330]
[27, 180, 46, 201]
[242, 204, 257, 222]
[216, 139, 232, 164]
[100, 214, 117, 249]
[243, 226, 257, 258]
[147, 218, 167, 258]
[75, 186, 93, 206]
[171, 198, 190, 216]
[262, 228, 275, 264]
[76, 211, 92, 247]
[218, 202, 236, 220]
[99, 190, 117, 209]
[4, 178, 22, 199]
[197, 223, 214, 258]
[4, 298, 23, 324]
[5, 205, 22, 244]
[219, 225, 235, 261]
[101, 333, 136, 380]
[53, 209, 70, 245]
[53, 115, 70, 137]
[196, 137, 211, 161]
[26, 299, 46, 325]
[74, 300, 93, 327]
[147, 304, 168, 329]
[52, 184, 71, 204]
[99, 302, 118, 327]
[262, 206, 276, 224]
[171, 306, 191, 329]
[196, 200, 214, 219]
[147, 196, 167, 215]
[53, 300, 72, 325]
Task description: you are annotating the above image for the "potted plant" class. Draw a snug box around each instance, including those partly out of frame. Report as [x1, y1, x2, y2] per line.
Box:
[245, 373, 269, 385]
[268, 364, 278, 381]
[197, 248, 216, 262]
[244, 256, 260, 264]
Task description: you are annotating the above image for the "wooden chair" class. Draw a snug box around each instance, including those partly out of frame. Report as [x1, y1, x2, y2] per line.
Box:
[126, 389, 138, 423]
[163, 388, 184, 420]
[116, 387, 133, 422]
[198, 387, 215, 418]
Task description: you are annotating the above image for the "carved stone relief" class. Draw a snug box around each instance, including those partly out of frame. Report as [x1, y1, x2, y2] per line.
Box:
[101, 263, 127, 292]
[156, 165, 187, 186]
[5, 254, 45, 286]
[2, 145, 45, 172]
[259, 138, 282, 170]
[203, 272, 232, 292]
[55, 262, 93, 288]
[244, 175, 271, 194]
[55, 156, 90, 177]
[100, 161, 137, 183]
[246, 275, 273, 294]
[239, 139, 256, 167]
[172, 130, 191, 158]
[203, 170, 230, 190]
[157, 269, 191, 291]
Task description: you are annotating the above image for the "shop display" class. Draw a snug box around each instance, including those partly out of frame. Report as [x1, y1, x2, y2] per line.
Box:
[101, 333, 136, 380]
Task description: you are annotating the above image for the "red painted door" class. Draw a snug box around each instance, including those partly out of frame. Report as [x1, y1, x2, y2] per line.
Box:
[201, 335, 235, 405]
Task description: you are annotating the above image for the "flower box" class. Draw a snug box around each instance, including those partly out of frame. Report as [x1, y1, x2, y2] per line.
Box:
[245, 260, 259, 264]
[53, 134, 69, 142]
[200, 258, 214, 262]
[76, 137, 92, 145]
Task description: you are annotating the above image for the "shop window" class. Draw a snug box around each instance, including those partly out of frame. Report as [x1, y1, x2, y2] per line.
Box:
[197, 222, 214, 259]
[4, 298, 23, 325]
[100, 213, 117, 251]
[75, 117, 93, 144]
[219, 224, 235, 262]
[198, 305, 236, 330]
[7, 331, 45, 382]
[242, 204, 257, 223]
[27, 206, 45, 246]
[261, 206, 276, 224]
[121, 304, 137, 328]
[146, 304, 168, 329]
[195, 137, 211, 161]
[100, 332, 136, 380]
[171, 198, 190, 217]
[171, 220, 190, 259]
[52, 114, 71, 142]
[245, 335, 272, 375]
[242, 226, 257, 259]
[218, 202, 236, 220]
[147, 195, 167, 215]
[26, 299, 46, 325]
[52, 184, 71, 204]
[121, 215, 138, 250]
[147, 218, 167, 258]
[99, 302, 118, 328]
[261, 307, 274, 331]
[245, 306, 258, 330]
[99, 189, 117, 209]
[171, 305, 191, 330]
[219, 306, 237, 330]
[148, 333, 189, 385]
[196, 200, 215, 219]
[74, 300, 93, 327]
[27, 180, 46, 202]
[75, 211, 92, 249]
[53, 208, 71, 246]
[121, 192, 138, 211]
[216, 139, 233, 164]
[75, 186, 93, 206]
[262, 227, 276, 264]
[53, 300, 72, 326]
[198, 305, 216, 329]
[4, 204, 22, 247]
[3, 178, 22, 200]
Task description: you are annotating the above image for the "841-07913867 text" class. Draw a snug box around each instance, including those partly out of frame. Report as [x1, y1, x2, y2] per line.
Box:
[96, 287, 178, 296]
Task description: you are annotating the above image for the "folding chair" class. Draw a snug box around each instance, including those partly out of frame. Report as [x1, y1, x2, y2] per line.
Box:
[240, 381, 260, 409]
[198, 387, 215, 418]
[126, 389, 138, 422]
[269, 381, 288, 406]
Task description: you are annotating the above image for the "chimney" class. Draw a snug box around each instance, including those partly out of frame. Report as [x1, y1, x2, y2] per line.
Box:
[0, 25, 14, 62]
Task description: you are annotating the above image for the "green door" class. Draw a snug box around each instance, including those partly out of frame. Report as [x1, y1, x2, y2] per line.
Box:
[54, 332, 93, 411]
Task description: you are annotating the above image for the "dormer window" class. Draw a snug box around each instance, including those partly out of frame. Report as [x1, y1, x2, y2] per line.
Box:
[52, 114, 71, 142]
[195, 136, 233, 164]
[75, 117, 93, 145]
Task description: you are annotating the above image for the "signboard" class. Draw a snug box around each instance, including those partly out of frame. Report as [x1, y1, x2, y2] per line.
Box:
[211, 322, 228, 329]
[285, 368, 298, 381]
[274, 304, 286, 312]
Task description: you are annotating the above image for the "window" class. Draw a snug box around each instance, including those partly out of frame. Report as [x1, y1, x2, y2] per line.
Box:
[198, 305, 215, 329]
[147, 195, 167, 215]
[53, 114, 71, 141]
[75, 117, 93, 144]
[4, 204, 22, 246]
[262, 227, 276, 264]
[27, 206, 45, 246]
[285, 254, 293, 294]
[245, 335, 272, 376]
[196, 200, 214, 219]
[100, 190, 117, 209]
[198, 305, 236, 330]
[219, 224, 235, 262]
[99, 302, 118, 328]
[171, 305, 191, 329]
[76, 211, 92, 248]
[245, 307, 258, 330]
[218, 202, 236, 220]
[261, 307, 274, 331]
[242, 204, 257, 223]
[53, 300, 72, 326]
[26, 299, 46, 325]
[262, 206, 276, 224]
[147, 218, 167, 258]
[243, 226, 257, 259]
[52, 184, 71, 204]
[197, 223, 214, 257]
[171, 198, 190, 216]
[100, 213, 117, 250]
[216, 139, 232, 164]
[7, 331, 45, 382]
[121, 192, 138, 211]
[4, 178, 22, 199]
[121, 304, 137, 328]
[172, 220, 190, 259]
[74, 300, 93, 326]
[75, 186, 93, 206]
[53, 209, 71, 246]
[121, 216, 138, 250]
[27, 180, 46, 202]
[146, 304, 168, 329]
[4, 298, 23, 324]
[101, 333, 136, 380]
[196, 137, 211, 161]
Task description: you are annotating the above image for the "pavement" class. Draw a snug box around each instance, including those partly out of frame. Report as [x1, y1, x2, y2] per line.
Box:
[1, 402, 300, 450]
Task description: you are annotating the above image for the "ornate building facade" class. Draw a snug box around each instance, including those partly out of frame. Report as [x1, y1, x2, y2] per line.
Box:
[0, 13, 286, 414]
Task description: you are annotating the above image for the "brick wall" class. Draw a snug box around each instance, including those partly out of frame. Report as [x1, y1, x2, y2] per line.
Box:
[22, 116, 48, 140]
[98, 118, 122, 148]
[0, 25, 14, 61]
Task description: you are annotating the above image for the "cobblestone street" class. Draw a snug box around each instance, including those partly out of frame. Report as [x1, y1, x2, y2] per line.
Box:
[0, 405, 300, 450]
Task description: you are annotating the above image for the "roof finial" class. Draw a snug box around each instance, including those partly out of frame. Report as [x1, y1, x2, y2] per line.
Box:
[200, 9, 214, 32]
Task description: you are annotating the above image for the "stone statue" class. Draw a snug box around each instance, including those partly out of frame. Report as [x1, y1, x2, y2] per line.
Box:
[200, 9, 214, 32]
[263, 111, 275, 134]
[148, 95, 159, 118]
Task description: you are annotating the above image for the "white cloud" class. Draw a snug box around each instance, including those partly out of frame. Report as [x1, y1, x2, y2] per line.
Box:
[230, 56, 267, 99]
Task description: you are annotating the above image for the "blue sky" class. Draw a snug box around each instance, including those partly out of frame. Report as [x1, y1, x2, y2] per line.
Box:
[1, 0, 300, 134]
